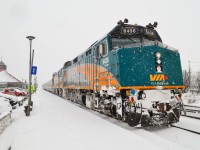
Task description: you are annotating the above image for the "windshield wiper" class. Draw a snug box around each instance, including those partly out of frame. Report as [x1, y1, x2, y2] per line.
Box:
[127, 37, 136, 44]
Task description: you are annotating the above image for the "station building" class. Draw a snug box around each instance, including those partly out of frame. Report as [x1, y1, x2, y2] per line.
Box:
[0, 60, 24, 89]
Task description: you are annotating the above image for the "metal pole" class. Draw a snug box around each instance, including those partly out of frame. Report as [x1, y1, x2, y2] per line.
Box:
[31, 49, 34, 93]
[26, 36, 35, 116]
[30, 49, 34, 104]
[189, 61, 191, 89]
[31, 49, 34, 67]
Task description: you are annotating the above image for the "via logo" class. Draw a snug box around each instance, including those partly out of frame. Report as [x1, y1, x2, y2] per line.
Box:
[150, 74, 168, 81]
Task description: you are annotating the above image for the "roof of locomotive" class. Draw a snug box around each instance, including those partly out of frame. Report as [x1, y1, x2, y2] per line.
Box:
[108, 23, 162, 42]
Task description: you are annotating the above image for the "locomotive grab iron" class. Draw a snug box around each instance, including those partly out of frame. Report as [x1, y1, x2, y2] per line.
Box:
[43, 19, 185, 127]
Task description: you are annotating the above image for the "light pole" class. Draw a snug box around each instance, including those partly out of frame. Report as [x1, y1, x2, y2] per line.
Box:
[26, 36, 35, 116]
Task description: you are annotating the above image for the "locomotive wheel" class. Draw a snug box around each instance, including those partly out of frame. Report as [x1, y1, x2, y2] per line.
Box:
[141, 115, 150, 127]
[111, 105, 117, 117]
[168, 108, 180, 124]
[82, 95, 86, 105]
[127, 113, 141, 127]
[168, 112, 175, 124]
[122, 115, 126, 122]
[117, 114, 122, 120]
[173, 108, 180, 121]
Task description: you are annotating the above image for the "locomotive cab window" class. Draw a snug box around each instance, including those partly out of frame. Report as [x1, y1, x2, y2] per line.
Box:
[98, 41, 108, 57]
[73, 57, 78, 64]
[86, 49, 91, 56]
[111, 37, 141, 50]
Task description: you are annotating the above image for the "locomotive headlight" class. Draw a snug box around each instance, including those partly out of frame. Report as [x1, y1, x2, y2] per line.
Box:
[155, 52, 161, 58]
[155, 52, 162, 72]
[156, 59, 162, 64]
[156, 66, 162, 72]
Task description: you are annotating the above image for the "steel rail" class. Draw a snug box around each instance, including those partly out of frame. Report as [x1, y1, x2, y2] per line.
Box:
[171, 125, 200, 135]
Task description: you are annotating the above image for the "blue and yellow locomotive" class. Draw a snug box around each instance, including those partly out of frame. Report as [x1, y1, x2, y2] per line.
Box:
[43, 19, 184, 126]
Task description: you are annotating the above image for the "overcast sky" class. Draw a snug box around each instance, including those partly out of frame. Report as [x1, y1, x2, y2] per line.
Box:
[0, 0, 200, 85]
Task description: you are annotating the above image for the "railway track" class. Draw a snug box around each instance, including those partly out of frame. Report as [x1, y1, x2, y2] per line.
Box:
[49, 91, 200, 133]
[181, 105, 200, 119]
[184, 105, 200, 113]
[76, 99, 200, 135]
[46, 90, 200, 141]
[172, 105, 200, 135]
[171, 124, 200, 135]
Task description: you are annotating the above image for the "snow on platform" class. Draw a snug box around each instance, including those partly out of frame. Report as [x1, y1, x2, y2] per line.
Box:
[0, 89, 163, 150]
[0, 89, 199, 150]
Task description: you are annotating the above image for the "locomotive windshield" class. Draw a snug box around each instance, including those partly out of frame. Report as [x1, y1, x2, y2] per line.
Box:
[111, 37, 156, 49]
[111, 37, 141, 49]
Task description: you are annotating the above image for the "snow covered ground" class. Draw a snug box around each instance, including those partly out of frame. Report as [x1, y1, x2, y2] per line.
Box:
[182, 92, 200, 107]
[0, 89, 200, 150]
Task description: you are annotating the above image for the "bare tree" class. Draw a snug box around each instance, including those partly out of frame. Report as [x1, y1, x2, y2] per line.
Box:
[194, 72, 200, 93]
[183, 69, 189, 91]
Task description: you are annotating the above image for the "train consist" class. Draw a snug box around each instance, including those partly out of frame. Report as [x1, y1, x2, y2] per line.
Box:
[43, 19, 185, 127]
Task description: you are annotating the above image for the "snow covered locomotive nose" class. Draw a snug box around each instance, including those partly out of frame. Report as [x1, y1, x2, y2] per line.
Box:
[125, 90, 183, 127]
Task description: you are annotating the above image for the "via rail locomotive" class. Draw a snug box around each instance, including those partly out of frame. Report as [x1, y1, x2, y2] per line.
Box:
[43, 19, 185, 127]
